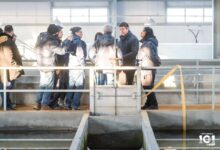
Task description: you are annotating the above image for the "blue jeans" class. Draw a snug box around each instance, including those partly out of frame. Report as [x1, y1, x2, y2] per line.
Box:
[66, 84, 84, 109]
[0, 81, 15, 108]
[37, 71, 54, 106]
[96, 72, 107, 85]
[66, 70, 84, 109]
[96, 72, 114, 85]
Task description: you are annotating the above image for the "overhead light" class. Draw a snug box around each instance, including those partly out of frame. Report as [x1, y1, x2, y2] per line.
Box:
[144, 17, 156, 26]
[53, 17, 62, 26]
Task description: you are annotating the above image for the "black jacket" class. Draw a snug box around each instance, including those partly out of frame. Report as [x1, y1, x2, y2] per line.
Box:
[118, 31, 139, 66]
[35, 32, 61, 49]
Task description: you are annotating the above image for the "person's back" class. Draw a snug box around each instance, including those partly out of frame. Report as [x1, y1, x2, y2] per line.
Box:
[0, 34, 23, 82]
[96, 33, 116, 67]
[4, 25, 23, 69]
[0, 32, 23, 110]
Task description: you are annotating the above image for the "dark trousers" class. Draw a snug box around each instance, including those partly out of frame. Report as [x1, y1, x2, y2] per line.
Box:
[143, 70, 158, 107]
[124, 70, 135, 85]
[49, 70, 68, 107]
[0, 80, 15, 108]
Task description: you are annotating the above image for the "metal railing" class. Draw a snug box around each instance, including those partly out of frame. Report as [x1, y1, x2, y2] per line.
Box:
[0, 66, 220, 111]
[16, 38, 36, 60]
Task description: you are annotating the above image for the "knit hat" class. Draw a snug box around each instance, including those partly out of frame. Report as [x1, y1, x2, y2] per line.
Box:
[47, 24, 61, 35]
[70, 27, 82, 35]
[103, 24, 113, 34]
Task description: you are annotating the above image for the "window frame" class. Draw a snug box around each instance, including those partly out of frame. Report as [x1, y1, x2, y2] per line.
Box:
[166, 7, 213, 25]
[52, 6, 109, 24]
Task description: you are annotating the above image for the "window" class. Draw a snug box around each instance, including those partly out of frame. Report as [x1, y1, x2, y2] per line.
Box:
[204, 8, 212, 23]
[52, 7, 108, 23]
[167, 8, 185, 23]
[167, 7, 213, 23]
[90, 8, 108, 23]
[186, 8, 203, 23]
[53, 8, 71, 23]
[71, 9, 89, 23]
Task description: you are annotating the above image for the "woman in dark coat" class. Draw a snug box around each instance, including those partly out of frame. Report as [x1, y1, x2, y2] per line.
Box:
[138, 27, 161, 110]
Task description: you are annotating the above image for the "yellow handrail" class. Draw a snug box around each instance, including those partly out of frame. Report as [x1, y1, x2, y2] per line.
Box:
[145, 65, 187, 149]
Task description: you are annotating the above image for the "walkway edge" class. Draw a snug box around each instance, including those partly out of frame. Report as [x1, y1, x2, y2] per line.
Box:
[141, 111, 160, 150]
[69, 113, 89, 150]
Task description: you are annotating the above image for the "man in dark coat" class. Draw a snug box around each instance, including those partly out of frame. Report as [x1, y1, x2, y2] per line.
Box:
[118, 22, 139, 85]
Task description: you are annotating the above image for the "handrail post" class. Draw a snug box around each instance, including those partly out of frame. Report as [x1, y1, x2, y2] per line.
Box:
[3, 68, 7, 111]
[114, 67, 117, 116]
[211, 67, 215, 110]
[136, 67, 141, 112]
[196, 66, 199, 104]
[89, 68, 95, 115]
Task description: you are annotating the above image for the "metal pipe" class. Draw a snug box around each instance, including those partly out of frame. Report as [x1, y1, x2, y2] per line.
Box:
[3, 68, 7, 111]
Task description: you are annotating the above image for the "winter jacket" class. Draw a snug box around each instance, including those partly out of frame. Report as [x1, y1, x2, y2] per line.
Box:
[98, 34, 122, 66]
[35, 32, 66, 72]
[118, 31, 139, 66]
[67, 35, 87, 67]
[0, 34, 23, 83]
[140, 37, 161, 66]
[68, 35, 87, 87]
[138, 37, 161, 82]
[90, 33, 122, 73]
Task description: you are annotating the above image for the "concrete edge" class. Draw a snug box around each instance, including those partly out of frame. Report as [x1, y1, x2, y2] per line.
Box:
[147, 110, 220, 130]
[0, 111, 84, 130]
[141, 111, 160, 150]
[70, 113, 89, 150]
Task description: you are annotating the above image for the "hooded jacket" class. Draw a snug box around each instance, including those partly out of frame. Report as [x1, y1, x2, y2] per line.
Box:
[138, 37, 161, 84]
[92, 33, 122, 73]
[67, 35, 87, 67]
[35, 32, 66, 72]
[140, 37, 161, 66]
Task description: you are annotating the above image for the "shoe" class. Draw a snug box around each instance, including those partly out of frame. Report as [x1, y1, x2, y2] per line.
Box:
[141, 105, 148, 110]
[7, 105, 16, 110]
[141, 105, 158, 110]
[58, 98, 65, 107]
[33, 103, 41, 110]
[73, 107, 81, 110]
[41, 105, 52, 110]
[64, 106, 72, 110]
[53, 105, 63, 110]
[147, 105, 158, 110]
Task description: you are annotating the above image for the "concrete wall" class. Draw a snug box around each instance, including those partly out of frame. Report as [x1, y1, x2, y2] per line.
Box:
[0, 111, 83, 130]
[148, 110, 220, 130]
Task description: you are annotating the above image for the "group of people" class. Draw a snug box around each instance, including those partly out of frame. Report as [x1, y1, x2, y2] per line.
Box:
[0, 21, 161, 111]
